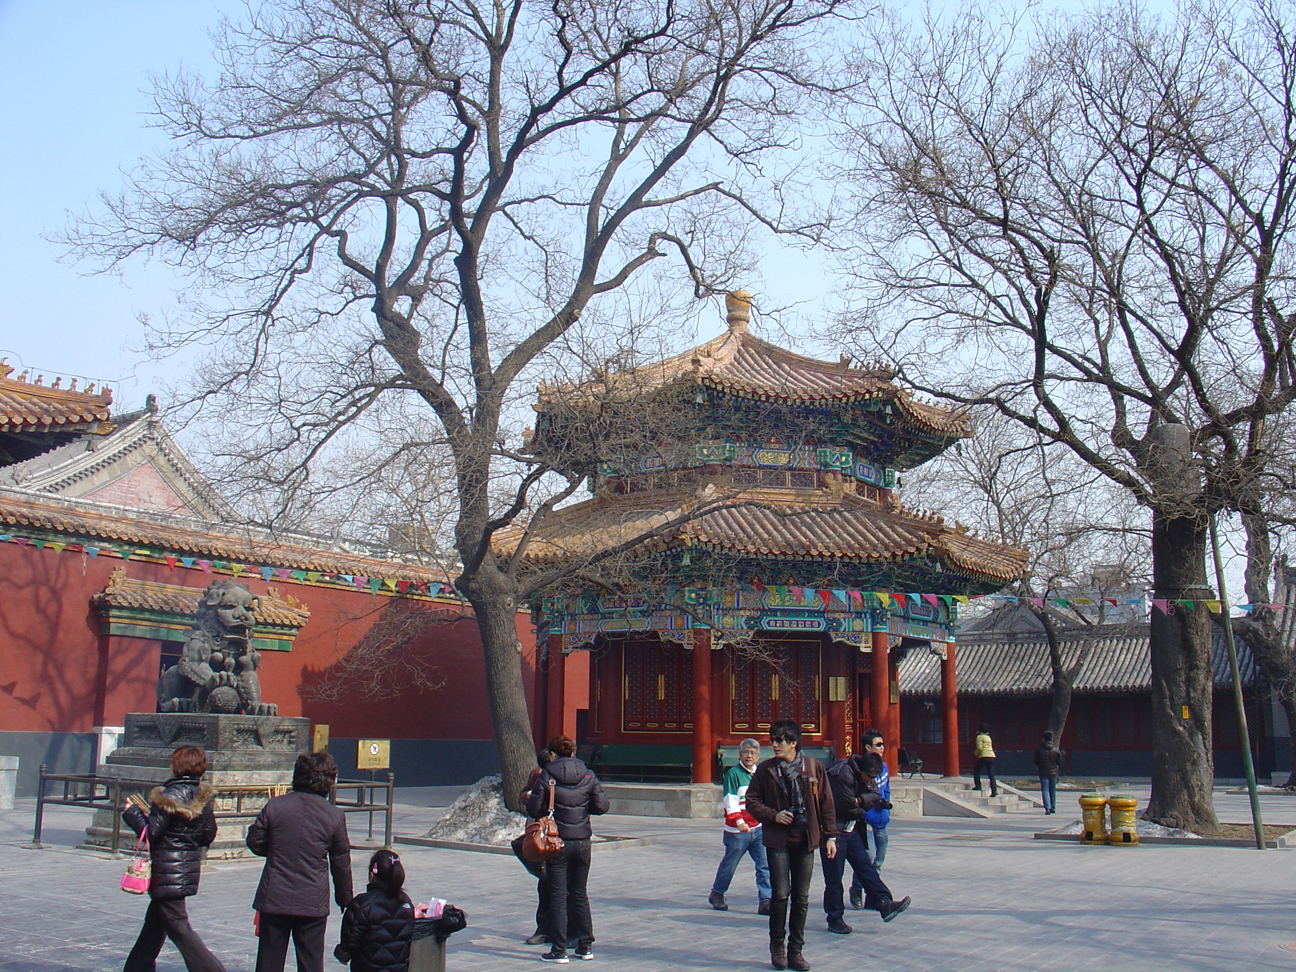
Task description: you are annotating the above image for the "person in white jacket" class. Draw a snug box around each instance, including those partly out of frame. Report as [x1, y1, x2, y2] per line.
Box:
[708, 737, 772, 914]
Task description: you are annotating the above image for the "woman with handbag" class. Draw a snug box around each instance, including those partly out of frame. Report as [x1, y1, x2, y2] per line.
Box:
[512, 749, 555, 946]
[525, 735, 609, 964]
[120, 744, 226, 972]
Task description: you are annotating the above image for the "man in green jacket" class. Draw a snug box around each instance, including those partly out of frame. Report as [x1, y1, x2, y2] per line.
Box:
[709, 737, 772, 914]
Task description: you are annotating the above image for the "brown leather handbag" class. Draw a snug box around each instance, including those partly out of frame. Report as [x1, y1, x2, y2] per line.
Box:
[521, 779, 564, 862]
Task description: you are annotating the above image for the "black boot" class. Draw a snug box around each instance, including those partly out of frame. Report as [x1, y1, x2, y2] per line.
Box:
[770, 942, 787, 970]
[787, 949, 811, 972]
[881, 896, 912, 922]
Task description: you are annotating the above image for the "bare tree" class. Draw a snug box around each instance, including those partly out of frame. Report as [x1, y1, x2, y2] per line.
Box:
[69, 0, 854, 807]
[905, 410, 1147, 740]
[837, 0, 1296, 831]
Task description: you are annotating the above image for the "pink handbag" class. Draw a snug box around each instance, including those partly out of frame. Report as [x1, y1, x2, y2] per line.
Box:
[120, 832, 151, 894]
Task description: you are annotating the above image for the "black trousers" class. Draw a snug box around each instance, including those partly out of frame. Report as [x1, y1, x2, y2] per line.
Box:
[973, 757, 997, 795]
[512, 834, 551, 935]
[766, 841, 816, 951]
[820, 826, 891, 920]
[255, 913, 328, 972]
[544, 838, 593, 953]
[124, 896, 226, 972]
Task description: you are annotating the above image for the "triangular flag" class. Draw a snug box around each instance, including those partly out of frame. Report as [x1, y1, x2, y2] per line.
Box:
[165, 556, 178, 571]
[230, 564, 244, 577]
[819, 589, 833, 608]
[198, 560, 212, 572]
[340, 574, 353, 584]
[259, 566, 275, 580]
[0, 534, 12, 542]
[85, 545, 99, 558]
[1151, 599, 1169, 614]
[383, 578, 397, 591]
[1176, 599, 1195, 610]
[49, 542, 66, 554]
[181, 557, 195, 569]
[428, 583, 442, 598]
[354, 575, 368, 590]
[211, 561, 226, 570]
[876, 592, 892, 608]
[1203, 599, 1221, 614]
[1028, 597, 1045, 608]
[1073, 597, 1092, 605]
[306, 571, 321, 583]
[292, 570, 307, 582]
[923, 593, 940, 610]
[368, 577, 381, 593]
[13, 537, 30, 546]
[119, 547, 132, 560]
[32, 539, 46, 550]
[955, 595, 970, 605]
[397, 580, 411, 594]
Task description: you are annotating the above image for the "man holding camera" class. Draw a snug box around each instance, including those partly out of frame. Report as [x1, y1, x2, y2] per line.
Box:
[821, 750, 911, 934]
[744, 720, 837, 972]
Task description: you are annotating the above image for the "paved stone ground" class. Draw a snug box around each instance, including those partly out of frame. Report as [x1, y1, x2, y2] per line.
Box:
[4, 784, 1296, 972]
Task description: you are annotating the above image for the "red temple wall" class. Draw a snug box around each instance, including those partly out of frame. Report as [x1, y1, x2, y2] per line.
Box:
[0, 540, 539, 740]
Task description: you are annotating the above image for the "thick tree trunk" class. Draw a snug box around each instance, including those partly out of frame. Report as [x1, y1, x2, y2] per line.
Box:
[1039, 609, 1087, 741]
[1145, 509, 1221, 834]
[459, 566, 539, 813]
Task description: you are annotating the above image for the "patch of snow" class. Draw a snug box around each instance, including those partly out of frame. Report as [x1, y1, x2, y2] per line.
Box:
[1048, 819, 1201, 838]
[423, 775, 527, 847]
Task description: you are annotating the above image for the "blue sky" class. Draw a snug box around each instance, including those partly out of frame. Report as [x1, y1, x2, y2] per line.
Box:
[0, 1, 242, 410]
[0, 0, 830, 413]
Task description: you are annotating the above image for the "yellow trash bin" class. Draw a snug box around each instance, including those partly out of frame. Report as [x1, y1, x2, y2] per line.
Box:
[1107, 796, 1139, 846]
[1079, 793, 1108, 844]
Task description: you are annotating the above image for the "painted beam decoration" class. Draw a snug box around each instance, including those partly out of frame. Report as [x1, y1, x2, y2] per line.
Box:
[543, 584, 956, 651]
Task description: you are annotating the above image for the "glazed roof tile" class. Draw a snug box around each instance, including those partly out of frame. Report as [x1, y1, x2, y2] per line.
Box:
[898, 626, 1257, 696]
[496, 486, 1028, 585]
[0, 362, 114, 434]
[0, 488, 450, 585]
[94, 567, 311, 627]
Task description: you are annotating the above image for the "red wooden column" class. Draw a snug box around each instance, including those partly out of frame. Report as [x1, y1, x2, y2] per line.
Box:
[546, 633, 566, 745]
[887, 651, 901, 773]
[692, 629, 715, 784]
[869, 627, 891, 773]
[941, 640, 960, 777]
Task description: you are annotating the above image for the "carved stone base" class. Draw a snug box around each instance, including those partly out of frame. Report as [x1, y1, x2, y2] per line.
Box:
[80, 712, 310, 858]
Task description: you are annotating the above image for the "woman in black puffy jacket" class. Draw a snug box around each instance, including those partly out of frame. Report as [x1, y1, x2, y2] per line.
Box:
[121, 744, 225, 972]
[336, 850, 415, 971]
[525, 735, 609, 963]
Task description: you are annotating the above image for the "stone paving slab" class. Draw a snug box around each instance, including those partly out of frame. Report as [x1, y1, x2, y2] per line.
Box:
[3, 789, 1296, 971]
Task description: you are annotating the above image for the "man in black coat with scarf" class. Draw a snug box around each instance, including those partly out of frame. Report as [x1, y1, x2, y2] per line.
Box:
[744, 720, 837, 972]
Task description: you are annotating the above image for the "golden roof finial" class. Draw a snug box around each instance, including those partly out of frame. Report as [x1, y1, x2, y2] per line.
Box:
[725, 290, 752, 333]
[0, 359, 11, 380]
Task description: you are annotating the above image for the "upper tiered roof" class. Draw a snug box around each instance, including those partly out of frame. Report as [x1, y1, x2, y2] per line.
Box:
[533, 292, 970, 470]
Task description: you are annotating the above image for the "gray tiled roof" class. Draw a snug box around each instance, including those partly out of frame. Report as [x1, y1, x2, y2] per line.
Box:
[898, 625, 1258, 696]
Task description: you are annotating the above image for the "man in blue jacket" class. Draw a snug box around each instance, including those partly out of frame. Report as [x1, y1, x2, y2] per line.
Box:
[850, 729, 889, 911]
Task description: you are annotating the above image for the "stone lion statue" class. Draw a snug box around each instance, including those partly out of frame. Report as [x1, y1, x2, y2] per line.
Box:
[157, 579, 278, 716]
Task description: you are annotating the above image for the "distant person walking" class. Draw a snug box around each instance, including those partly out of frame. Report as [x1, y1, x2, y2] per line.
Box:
[248, 752, 353, 972]
[1034, 731, 1062, 814]
[513, 749, 556, 946]
[526, 735, 609, 964]
[121, 744, 226, 972]
[972, 723, 997, 798]
[821, 751, 910, 936]
[744, 720, 837, 972]
[709, 737, 772, 915]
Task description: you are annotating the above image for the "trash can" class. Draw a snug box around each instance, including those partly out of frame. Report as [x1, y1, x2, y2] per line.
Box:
[1106, 796, 1139, 846]
[1079, 793, 1108, 844]
[0, 756, 17, 810]
[409, 918, 446, 972]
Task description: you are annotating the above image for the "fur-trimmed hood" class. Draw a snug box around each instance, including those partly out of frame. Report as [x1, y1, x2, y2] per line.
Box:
[151, 779, 218, 819]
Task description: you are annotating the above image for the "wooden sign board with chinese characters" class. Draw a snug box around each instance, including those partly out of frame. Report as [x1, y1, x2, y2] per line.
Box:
[313, 724, 330, 753]
[357, 739, 390, 770]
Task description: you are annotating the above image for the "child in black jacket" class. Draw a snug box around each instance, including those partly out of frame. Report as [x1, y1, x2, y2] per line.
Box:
[335, 850, 414, 971]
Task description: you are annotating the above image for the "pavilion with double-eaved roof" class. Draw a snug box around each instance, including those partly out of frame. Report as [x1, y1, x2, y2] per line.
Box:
[504, 292, 1028, 784]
